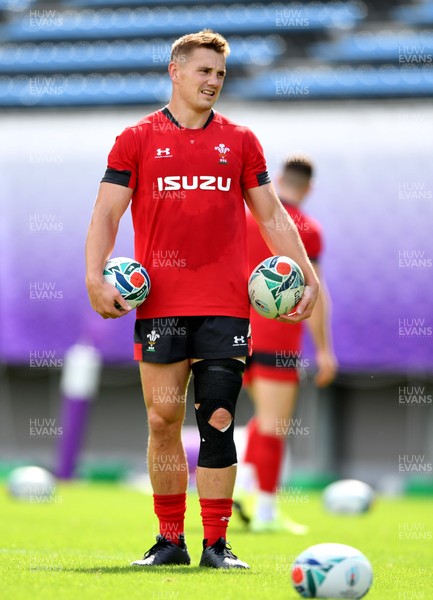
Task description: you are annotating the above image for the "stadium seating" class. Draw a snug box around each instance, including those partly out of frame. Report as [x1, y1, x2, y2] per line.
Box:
[0, 72, 170, 106]
[0, 0, 431, 106]
[393, 2, 433, 26]
[310, 31, 433, 63]
[1, 3, 364, 41]
[0, 0, 34, 11]
[0, 36, 286, 73]
[227, 66, 433, 99]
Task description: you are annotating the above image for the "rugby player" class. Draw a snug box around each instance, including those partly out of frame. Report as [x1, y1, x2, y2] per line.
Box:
[238, 156, 337, 532]
[85, 31, 319, 569]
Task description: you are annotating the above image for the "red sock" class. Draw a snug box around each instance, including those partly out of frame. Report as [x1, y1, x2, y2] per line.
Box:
[200, 498, 233, 547]
[254, 430, 284, 493]
[243, 417, 259, 465]
[153, 493, 186, 544]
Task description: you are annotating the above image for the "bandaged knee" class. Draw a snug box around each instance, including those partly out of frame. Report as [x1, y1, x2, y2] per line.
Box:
[192, 358, 245, 468]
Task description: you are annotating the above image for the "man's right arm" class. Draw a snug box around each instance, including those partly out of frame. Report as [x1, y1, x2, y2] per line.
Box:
[85, 182, 133, 319]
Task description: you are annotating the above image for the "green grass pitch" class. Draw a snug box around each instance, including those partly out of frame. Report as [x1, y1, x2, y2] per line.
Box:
[1, 483, 432, 600]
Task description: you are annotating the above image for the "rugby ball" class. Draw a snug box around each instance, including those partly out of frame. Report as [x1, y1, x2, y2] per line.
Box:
[323, 480, 375, 514]
[8, 466, 56, 502]
[103, 257, 150, 309]
[292, 543, 373, 598]
[248, 256, 304, 319]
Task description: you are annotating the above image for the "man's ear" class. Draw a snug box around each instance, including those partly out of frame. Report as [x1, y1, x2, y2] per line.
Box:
[168, 61, 178, 82]
[305, 180, 313, 195]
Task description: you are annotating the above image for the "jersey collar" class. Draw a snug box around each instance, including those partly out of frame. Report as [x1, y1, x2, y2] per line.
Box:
[161, 106, 215, 130]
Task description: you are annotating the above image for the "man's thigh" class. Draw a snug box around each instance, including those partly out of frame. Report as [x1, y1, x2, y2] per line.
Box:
[139, 360, 191, 423]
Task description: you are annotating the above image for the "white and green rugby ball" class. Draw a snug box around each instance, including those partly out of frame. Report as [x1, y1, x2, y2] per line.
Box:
[248, 255, 305, 319]
[103, 257, 151, 309]
[323, 480, 375, 514]
[292, 543, 373, 598]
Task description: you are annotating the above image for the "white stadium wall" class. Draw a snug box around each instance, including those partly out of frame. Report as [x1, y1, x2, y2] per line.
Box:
[1, 101, 432, 484]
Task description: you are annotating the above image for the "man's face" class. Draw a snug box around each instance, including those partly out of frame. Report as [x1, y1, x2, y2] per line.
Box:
[170, 47, 226, 112]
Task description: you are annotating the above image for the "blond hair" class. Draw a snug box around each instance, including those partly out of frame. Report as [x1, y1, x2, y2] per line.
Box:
[171, 29, 230, 62]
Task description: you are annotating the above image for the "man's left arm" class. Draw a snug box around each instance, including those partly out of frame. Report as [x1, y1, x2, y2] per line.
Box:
[244, 182, 319, 323]
[305, 263, 338, 387]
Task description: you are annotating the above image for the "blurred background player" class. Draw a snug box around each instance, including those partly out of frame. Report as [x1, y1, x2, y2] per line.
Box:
[236, 156, 338, 533]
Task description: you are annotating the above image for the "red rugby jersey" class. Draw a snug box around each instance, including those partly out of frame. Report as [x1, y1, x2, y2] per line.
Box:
[246, 200, 323, 352]
[102, 108, 270, 319]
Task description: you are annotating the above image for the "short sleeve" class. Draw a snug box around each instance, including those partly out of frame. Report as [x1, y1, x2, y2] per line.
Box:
[101, 127, 139, 190]
[241, 128, 271, 190]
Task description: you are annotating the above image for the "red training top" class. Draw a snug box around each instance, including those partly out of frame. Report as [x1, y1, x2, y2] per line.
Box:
[102, 108, 270, 319]
[246, 201, 323, 352]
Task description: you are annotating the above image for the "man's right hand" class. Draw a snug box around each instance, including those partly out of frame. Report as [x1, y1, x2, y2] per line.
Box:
[86, 279, 132, 319]
[85, 182, 133, 318]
